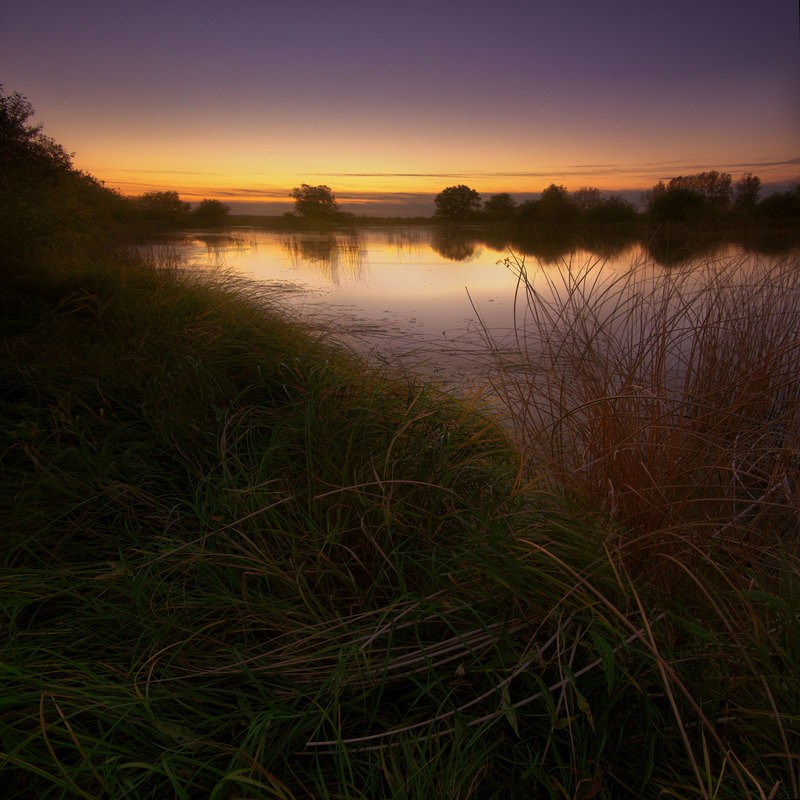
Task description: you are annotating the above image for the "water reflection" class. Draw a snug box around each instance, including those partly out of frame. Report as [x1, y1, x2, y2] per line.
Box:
[190, 232, 258, 266]
[281, 230, 366, 284]
[175, 226, 798, 393]
[430, 227, 480, 261]
[425, 226, 636, 265]
[382, 226, 430, 254]
[641, 228, 730, 266]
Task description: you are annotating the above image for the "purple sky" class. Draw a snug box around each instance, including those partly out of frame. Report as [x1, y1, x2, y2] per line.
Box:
[2, 0, 798, 214]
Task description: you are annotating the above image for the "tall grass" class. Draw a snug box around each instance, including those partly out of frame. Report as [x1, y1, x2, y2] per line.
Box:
[489, 250, 800, 581]
[483, 248, 800, 796]
[2, 245, 798, 798]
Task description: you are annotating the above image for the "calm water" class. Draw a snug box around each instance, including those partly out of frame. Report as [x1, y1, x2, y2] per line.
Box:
[172, 226, 792, 392]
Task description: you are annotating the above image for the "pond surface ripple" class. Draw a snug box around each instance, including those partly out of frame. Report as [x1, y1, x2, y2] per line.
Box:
[171, 226, 795, 395]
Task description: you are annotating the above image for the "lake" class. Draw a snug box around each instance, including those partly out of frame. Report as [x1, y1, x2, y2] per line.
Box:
[171, 225, 797, 393]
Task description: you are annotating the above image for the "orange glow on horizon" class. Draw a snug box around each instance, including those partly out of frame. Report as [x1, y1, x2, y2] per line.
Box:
[5, 0, 796, 218]
[81, 155, 799, 214]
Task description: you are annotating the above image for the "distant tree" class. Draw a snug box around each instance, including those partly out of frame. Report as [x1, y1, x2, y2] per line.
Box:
[584, 195, 638, 225]
[483, 192, 517, 220]
[647, 186, 706, 223]
[571, 187, 602, 212]
[434, 184, 482, 221]
[192, 198, 230, 227]
[666, 171, 732, 205]
[757, 183, 800, 224]
[138, 191, 191, 225]
[514, 198, 540, 224]
[733, 172, 761, 212]
[538, 183, 579, 226]
[291, 183, 339, 217]
[540, 183, 569, 203]
[644, 171, 736, 225]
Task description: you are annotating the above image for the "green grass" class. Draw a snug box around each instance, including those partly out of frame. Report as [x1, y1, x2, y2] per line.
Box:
[2, 244, 799, 798]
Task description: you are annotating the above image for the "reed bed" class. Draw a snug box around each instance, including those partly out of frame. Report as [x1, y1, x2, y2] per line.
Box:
[488, 250, 800, 579]
[1, 247, 798, 798]
[482, 249, 800, 796]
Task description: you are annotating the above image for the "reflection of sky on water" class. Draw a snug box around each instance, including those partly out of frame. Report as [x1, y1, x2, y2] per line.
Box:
[181, 227, 545, 335]
[175, 227, 795, 392]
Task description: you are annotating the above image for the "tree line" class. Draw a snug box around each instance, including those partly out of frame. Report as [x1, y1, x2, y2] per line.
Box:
[284, 178, 799, 230]
[3, 83, 797, 267]
[432, 175, 800, 227]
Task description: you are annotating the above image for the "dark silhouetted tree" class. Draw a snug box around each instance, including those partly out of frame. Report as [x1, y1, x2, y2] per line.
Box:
[291, 184, 339, 217]
[1, 85, 72, 188]
[644, 172, 735, 225]
[515, 198, 539, 224]
[757, 183, 800, 224]
[666, 171, 732, 205]
[584, 195, 638, 225]
[1, 85, 133, 266]
[540, 184, 569, 202]
[192, 198, 230, 227]
[538, 183, 579, 226]
[483, 192, 517, 220]
[434, 184, 482, 221]
[571, 187, 602, 212]
[647, 186, 706, 223]
[138, 191, 191, 226]
[733, 172, 761, 212]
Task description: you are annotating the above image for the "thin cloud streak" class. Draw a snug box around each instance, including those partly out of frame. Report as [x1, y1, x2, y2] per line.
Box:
[320, 157, 800, 182]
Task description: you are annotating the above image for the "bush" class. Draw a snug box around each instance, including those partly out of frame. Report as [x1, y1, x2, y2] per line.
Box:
[647, 187, 706, 223]
[434, 184, 482, 221]
[191, 198, 231, 227]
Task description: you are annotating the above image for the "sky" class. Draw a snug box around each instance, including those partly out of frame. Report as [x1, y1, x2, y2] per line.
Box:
[2, 0, 798, 215]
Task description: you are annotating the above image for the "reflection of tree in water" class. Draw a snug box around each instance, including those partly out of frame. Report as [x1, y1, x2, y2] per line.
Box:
[430, 227, 479, 261]
[428, 226, 635, 264]
[282, 230, 366, 284]
[510, 231, 580, 264]
[192, 233, 257, 266]
[384, 227, 429, 255]
[642, 227, 722, 267]
[469, 228, 639, 265]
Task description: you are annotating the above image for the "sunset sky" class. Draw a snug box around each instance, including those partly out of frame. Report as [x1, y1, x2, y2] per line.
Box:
[2, 0, 798, 215]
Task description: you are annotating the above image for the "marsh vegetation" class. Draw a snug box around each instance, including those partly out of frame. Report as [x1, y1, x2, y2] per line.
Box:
[2, 86, 799, 798]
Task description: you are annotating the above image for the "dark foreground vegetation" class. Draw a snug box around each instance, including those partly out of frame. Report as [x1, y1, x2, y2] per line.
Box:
[3, 87, 800, 798]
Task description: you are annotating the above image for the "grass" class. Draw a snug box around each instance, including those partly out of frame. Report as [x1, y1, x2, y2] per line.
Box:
[484, 249, 800, 795]
[1, 242, 799, 798]
[487, 250, 800, 578]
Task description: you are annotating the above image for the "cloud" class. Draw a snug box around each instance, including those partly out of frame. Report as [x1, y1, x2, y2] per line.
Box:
[335, 190, 436, 203]
[319, 156, 800, 183]
[96, 167, 228, 177]
[212, 188, 291, 200]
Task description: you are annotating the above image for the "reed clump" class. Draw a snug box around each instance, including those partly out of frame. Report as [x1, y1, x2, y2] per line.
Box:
[2, 247, 798, 798]
[483, 249, 800, 797]
[489, 250, 800, 584]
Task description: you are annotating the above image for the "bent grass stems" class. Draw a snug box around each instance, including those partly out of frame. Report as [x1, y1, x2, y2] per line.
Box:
[3, 241, 798, 797]
[487, 251, 800, 568]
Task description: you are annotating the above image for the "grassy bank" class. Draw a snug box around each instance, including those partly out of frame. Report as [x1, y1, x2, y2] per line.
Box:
[2, 245, 799, 798]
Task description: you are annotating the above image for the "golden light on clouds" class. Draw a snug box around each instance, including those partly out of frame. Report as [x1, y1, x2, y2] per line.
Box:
[13, 0, 791, 216]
